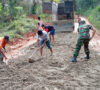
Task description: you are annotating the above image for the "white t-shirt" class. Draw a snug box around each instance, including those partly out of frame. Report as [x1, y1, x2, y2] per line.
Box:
[37, 31, 49, 41]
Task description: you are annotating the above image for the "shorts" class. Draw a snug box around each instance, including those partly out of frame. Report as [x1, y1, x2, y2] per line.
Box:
[40, 40, 52, 49]
[50, 29, 55, 35]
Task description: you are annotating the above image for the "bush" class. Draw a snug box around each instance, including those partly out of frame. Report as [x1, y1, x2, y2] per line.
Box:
[0, 3, 2, 12]
[96, 5, 100, 12]
[31, 4, 38, 14]
[0, 16, 37, 39]
[39, 14, 52, 23]
[87, 6, 100, 30]
[14, 6, 24, 19]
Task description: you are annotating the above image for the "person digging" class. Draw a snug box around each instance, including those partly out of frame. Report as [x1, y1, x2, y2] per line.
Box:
[37, 30, 53, 56]
[72, 20, 96, 62]
[0, 36, 10, 63]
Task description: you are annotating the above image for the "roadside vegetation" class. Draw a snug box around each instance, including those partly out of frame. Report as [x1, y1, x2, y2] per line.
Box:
[76, 0, 100, 30]
[0, 15, 37, 38]
[0, 0, 52, 39]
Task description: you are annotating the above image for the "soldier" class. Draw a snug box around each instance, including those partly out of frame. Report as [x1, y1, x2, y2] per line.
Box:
[72, 20, 96, 62]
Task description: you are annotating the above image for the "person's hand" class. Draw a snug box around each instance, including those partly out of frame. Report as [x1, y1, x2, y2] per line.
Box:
[5, 57, 7, 60]
[4, 49, 7, 53]
[89, 37, 93, 41]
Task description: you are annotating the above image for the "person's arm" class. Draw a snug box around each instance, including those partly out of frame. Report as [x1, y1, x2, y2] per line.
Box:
[37, 34, 39, 48]
[77, 28, 79, 32]
[0, 49, 7, 59]
[3, 47, 7, 53]
[37, 39, 39, 48]
[90, 28, 96, 40]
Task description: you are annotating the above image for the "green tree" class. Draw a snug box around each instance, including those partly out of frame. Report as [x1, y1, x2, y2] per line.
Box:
[54, 0, 60, 3]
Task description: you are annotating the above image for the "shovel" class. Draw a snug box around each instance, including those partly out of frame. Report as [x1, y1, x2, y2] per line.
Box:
[28, 48, 39, 63]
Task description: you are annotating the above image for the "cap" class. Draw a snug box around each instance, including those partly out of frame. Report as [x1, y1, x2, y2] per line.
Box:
[4, 35, 10, 42]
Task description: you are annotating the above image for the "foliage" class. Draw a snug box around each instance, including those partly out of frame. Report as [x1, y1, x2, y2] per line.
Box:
[0, 3, 2, 12]
[76, 0, 100, 30]
[31, 3, 38, 14]
[40, 14, 52, 23]
[0, 16, 37, 38]
[0, 0, 52, 39]
[76, 0, 100, 14]
[87, 7, 100, 30]
[96, 5, 100, 12]
[54, 0, 60, 3]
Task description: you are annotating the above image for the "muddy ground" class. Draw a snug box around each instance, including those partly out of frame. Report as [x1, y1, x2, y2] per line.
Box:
[0, 32, 100, 90]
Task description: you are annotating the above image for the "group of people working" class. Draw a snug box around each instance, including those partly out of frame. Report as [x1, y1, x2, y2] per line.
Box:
[37, 16, 55, 56]
[37, 16, 96, 63]
[0, 16, 96, 63]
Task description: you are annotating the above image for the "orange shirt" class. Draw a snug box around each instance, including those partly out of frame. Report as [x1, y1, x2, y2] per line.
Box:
[0, 37, 7, 49]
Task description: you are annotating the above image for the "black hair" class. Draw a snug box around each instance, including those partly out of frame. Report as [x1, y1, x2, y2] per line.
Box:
[4, 35, 9, 41]
[38, 16, 40, 20]
[38, 22, 40, 26]
[37, 30, 42, 35]
[80, 20, 86, 25]
[42, 24, 45, 27]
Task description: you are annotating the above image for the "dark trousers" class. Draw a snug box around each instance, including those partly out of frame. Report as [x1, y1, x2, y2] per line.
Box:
[74, 38, 90, 57]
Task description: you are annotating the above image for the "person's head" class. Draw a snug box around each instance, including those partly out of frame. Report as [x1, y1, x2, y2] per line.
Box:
[80, 20, 86, 25]
[42, 24, 46, 29]
[78, 16, 81, 22]
[4, 35, 10, 43]
[38, 16, 40, 20]
[37, 30, 43, 36]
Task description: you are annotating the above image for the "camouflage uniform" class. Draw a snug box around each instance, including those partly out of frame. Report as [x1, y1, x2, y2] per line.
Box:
[74, 24, 92, 57]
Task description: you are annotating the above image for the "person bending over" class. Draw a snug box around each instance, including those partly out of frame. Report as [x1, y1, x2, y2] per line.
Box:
[0, 36, 10, 63]
[42, 24, 55, 43]
[37, 30, 53, 56]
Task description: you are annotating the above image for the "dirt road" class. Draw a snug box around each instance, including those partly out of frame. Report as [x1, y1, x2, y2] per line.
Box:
[0, 31, 100, 90]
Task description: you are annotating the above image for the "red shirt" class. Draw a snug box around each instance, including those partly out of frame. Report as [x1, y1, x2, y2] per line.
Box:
[44, 28, 49, 33]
